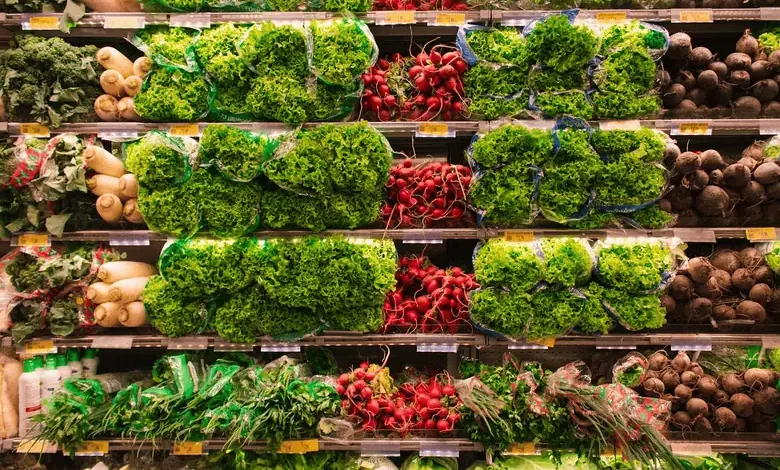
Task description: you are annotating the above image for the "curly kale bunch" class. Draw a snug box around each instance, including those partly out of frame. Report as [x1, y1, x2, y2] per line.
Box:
[143, 275, 209, 337]
[311, 18, 376, 87]
[0, 36, 102, 127]
[471, 125, 553, 169]
[199, 124, 274, 182]
[470, 162, 539, 225]
[124, 132, 191, 190]
[468, 95, 529, 121]
[474, 239, 544, 292]
[264, 122, 391, 196]
[260, 186, 380, 232]
[134, 67, 210, 122]
[470, 288, 533, 337]
[247, 71, 311, 124]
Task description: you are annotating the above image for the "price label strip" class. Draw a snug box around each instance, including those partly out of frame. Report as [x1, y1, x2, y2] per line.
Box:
[507, 341, 549, 350]
[167, 336, 209, 350]
[24, 340, 57, 356]
[109, 232, 151, 246]
[595, 11, 628, 24]
[278, 439, 319, 454]
[415, 122, 455, 138]
[504, 230, 534, 243]
[27, 16, 59, 30]
[19, 123, 50, 138]
[169, 14, 211, 28]
[91, 336, 134, 349]
[671, 442, 712, 456]
[75, 441, 109, 456]
[375, 11, 416, 25]
[428, 12, 466, 26]
[746, 227, 777, 241]
[360, 441, 401, 457]
[671, 122, 711, 136]
[17, 440, 58, 453]
[173, 441, 205, 455]
[417, 343, 458, 353]
[16, 233, 50, 247]
[504, 442, 538, 456]
[420, 441, 459, 458]
[261, 343, 302, 353]
[671, 338, 712, 352]
[169, 123, 200, 137]
[104, 16, 145, 29]
[672, 9, 713, 23]
[599, 120, 640, 131]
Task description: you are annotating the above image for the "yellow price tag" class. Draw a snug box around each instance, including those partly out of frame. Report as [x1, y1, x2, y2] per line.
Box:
[531, 337, 556, 348]
[173, 441, 204, 455]
[19, 123, 50, 137]
[75, 441, 109, 456]
[169, 123, 200, 137]
[746, 227, 777, 241]
[360, 462, 376, 470]
[505, 442, 536, 455]
[417, 122, 450, 136]
[104, 16, 144, 29]
[677, 122, 709, 135]
[278, 439, 319, 454]
[25, 339, 56, 355]
[601, 446, 624, 457]
[433, 12, 465, 26]
[377, 10, 415, 25]
[17, 440, 57, 453]
[504, 230, 534, 243]
[678, 10, 712, 22]
[29, 16, 59, 30]
[18, 233, 50, 247]
[596, 11, 627, 24]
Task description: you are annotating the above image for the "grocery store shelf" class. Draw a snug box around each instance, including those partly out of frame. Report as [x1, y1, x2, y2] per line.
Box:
[12, 332, 780, 352]
[10, 119, 780, 138]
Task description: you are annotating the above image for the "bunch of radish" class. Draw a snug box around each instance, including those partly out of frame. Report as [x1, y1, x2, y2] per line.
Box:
[382, 158, 471, 228]
[394, 372, 461, 434]
[382, 254, 477, 333]
[402, 46, 469, 121]
[337, 360, 397, 433]
[361, 54, 406, 122]
[373, 0, 468, 10]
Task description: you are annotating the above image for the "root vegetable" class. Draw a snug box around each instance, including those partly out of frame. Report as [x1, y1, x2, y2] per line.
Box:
[687, 257, 715, 283]
[661, 368, 682, 391]
[669, 274, 694, 301]
[686, 297, 713, 321]
[664, 142, 681, 165]
[753, 78, 780, 102]
[732, 268, 756, 292]
[661, 294, 677, 313]
[714, 407, 738, 429]
[754, 160, 780, 184]
[108, 276, 150, 304]
[714, 389, 730, 406]
[736, 417, 747, 431]
[672, 410, 692, 428]
[762, 101, 780, 117]
[690, 363, 705, 376]
[648, 351, 669, 371]
[726, 52, 753, 70]
[739, 156, 759, 171]
[94, 94, 120, 122]
[683, 170, 709, 190]
[97, 47, 134, 78]
[708, 61, 728, 80]
[675, 152, 701, 175]
[752, 266, 774, 285]
[768, 182, 780, 200]
[724, 163, 751, 188]
[87, 282, 112, 304]
[83, 145, 126, 177]
[694, 416, 713, 433]
[696, 375, 719, 398]
[675, 70, 697, 90]
[100, 70, 126, 97]
[96, 194, 123, 224]
[743, 368, 777, 390]
[709, 169, 724, 186]
[730, 393, 755, 417]
[749, 283, 773, 305]
[730, 70, 752, 89]
[118, 97, 139, 121]
[672, 352, 691, 374]
[685, 88, 707, 106]
[750, 61, 774, 80]
[118, 302, 147, 327]
[737, 30, 759, 57]
[667, 186, 694, 211]
[674, 384, 693, 401]
[123, 199, 144, 224]
[734, 96, 762, 118]
[697, 70, 719, 90]
[690, 47, 714, 68]
[736, 300, 767, 322]
[94, 302, 121, 327]
[701, 150, 726, 171]
[741, 181, 766, 204]
[711, 250, 742, 274]
[681, 370, 700, 387]
[686, 397, 709, 418]
[668, 33, 693, 60]
[664, 83, 687, 107]
[722, 373, 747, 395]
[675, 99, 698, 116]
[643, 377, 665, 396]
[133, 57, 152, 79]
[743, 142, 765, 160]
[123, 76, 142, 97]
[118, 174, 138, 199]
[98, 261, 156, 284]
[695, 186, 730, 216]
[752, 387, 779, 415]
[88, 175, 123, 199]
[739, 247, 764, 268]
[713, 304, 736, 320]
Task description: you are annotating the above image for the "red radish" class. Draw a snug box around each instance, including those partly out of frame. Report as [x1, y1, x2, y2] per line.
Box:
[436, 419, 450, 432]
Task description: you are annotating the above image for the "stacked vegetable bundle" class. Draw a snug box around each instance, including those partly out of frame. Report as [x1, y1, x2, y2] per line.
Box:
[470, 237, 679, 340]
[144, 236, 396, 342]
[0, 135, 117, 236]
[457, 18, 666, 120]
[664, 247, 779, 326]
[129, 21, 375, 124]
[138, 0, 372, 12]
[82, 144, 144, 226]
[664, 142, 780, 228]
[661, 30, 780, 118]
[93, 48, 150, 122]
[636, 350, 780, 433]
[86, 261, 156, 328]
[468, 123, 673, 228]
[0, 245, 123, 342]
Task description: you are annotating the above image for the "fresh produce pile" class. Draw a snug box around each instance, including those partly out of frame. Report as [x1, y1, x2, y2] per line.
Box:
[373, 0, 467, 9]
[137, 0, 372, 12]
[93, 47, 150, 123]
[129, 21, 375, 123]
[382, 255, 477, 333]
[0, 36, 103, 127]
[636, 350, 780, 433]
[458, 356, 678, 467]
[86, 260, 156, 329]
[664, 247, 779, 326]
[458, 18, 666, 120]
[663, 142, 780, 228]
[360, 46, 469, 122]
[337, 358, 462, 435]
[382, 158, 472, 228]
[470, 237, 676, 339]
[0, 135, 117, 236]
[131, 122, 389, 236]
[661, 29, 780, 118]
[0, 245, 123, 343]
[145, 236, 396, 342]
[468, 123, 673, 228]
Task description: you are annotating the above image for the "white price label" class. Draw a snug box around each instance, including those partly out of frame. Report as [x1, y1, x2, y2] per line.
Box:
[671, 338, 712, 352]
[261, 344, 301, 353]
[167, 337, 208, 350]
[360, 441, 401, 457]
[91, 336, 134, 349]
[109, 232, 151, 246]
[417, 343, 458, 353]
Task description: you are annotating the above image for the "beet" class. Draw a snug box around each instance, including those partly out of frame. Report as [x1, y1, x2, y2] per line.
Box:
[660, 295, 677, 313]
[672, 410, 692, 429]
[726, 52, 753, 70]
[697, 69, 719, 90]
[663, 83, 686, 108]
[736, 417, 747, 431]
[696, 375, 719, 398]
[740, 181, 767, 204]
[668, 33, 693, 60]
[761, 101, 780, 117]
[667, 186, 694, 211]
[685, 297, 713, 321]
[714, 407, 738, 430]
[750, 61, 775, 81]
[672, 351, 691, 374]
[710, 82, 734, 107]
[752, 266, 774, 285]
[699, 150, 726, 172]
[681, 370, 700, 387]
[708, 61, 728, 80]
[659, 198, 673, 213]
[687, 257, 715, 283]
[752, 387, 779, 415]
[674, 70, 697, 90]
[730, 392, 755, 417]
[669, 274, 695, 301]
[723, 163, 751, 188]
[768, 182, 780, 200]
[676, 209, 699, 227]
[708, 269, 733, 292]
[736, 300, 767, 322]
[683, 170, 709, 190]
[695, 185, 730, 216]
[686, 397, 710, 417]
[685, 88, 707, 106]
[732, 268, 756, 292]
[749, 283, 773, 305]
[738, 156, 759, 171]
[740, 203, 764, 223]
[643, 377, 665, 396]
[708, 170, 724, 186]
[675, 100, 698, 117]
[674, 384, 693, 401]
[711, 250, 741, 274]
[737, 30, 760, 57]
[734, 96, 762, 118]
[714, 389, 731, 406]
[754, 160, 780, 184]
[742, 142, 765, 161]
[721, 373, 747, 395]
[739, 247, 764, 268]
[713, 304, 737, 320]
[690, 47, 714, 68]
[744, 368, 778, 390]
[730, 70, 752, 89]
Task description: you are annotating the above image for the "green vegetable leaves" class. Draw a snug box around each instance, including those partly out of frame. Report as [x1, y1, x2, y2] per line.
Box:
[311, 19, 377, 87]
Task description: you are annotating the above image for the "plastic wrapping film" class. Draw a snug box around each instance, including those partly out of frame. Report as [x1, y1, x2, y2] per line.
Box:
[132, 26, 202, 73]
[472, 238, 545, 292]
[122, 131, 194, 190]
[593, 236, 685, 294]
[611, 351, 648, 388]
[758, 241, 780, 275]
[198, 124, 278, 183]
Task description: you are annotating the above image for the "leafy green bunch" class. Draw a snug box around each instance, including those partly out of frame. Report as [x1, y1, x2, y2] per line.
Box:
[596, 149, 666, 208]
[137, 182, 201, 237]
[188, 170, 262, 238]
[578, 282, 614, 335]
[469, 162, 539, 225]
[474, 239, 544, 292]
[193, 23, 248, 84]
[468, 94, 529, 121]
[600, 21, 668, 56]
[240, 22, 308, 79]
[470, 125, 553, 169]
[134, 67, 210, 122]
[466, 27, 528, 65]
[766, 242, 780, 275]
[0, 36, 102, 127]
[525, 15, 598, 73]
[199, 124, 275, 182]
[143, 275, 212, 337]
[470, 288, 533, 337]
[527, 288, 584, 339]
[311, 18, 376, 87]
[625, 205, 674, 229]
[133, 26, 199, 70]
[533, 90, 593, 119]
[590, 128, 666, 162]
[124, 132, 192, 191]
[540, 238, 593, 287]
[602, 288, 667, 331]
[595, 240, 674, 293]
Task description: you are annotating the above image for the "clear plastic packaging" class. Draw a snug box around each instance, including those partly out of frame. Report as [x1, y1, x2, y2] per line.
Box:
[594, 236, 684, 293]
[309, 17, 378, 88]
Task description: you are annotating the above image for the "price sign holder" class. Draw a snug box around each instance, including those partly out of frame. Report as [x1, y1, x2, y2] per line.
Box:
[374, 11, 416, 25]
[169, 123, 201, 137]
[671, 9, 712, 23]
[402, 239, 444, 244]
[420, 441, 459, 458]
[169, 14, 211, 28]
[278, 439, 319, 454]
[75, 440, 110, 456]
[213, 339, 255, 352]
[24, 340, 57, 356]
[26, 16, 59, 30]
[17, 440, 58, 453]
[110, 232, 151, 246]
[671, 442, 713, 456]
[415, 122, 455, 138]
[104, 16, 145, 29]
[746, 227, 777, 241]
[172, 441, 205, 455]
[428, 12, 466, 26]
[670, 121, 711, 135]
[15, 234, 50, 247]
[595, 11, 628, 24]
[595, 345, 637, 350]
[261, 343, 302, 353]
[507, 342, 548, 350]
[167, 337, 208, 350]
[671, 338, 712, 352]
[599, 120, 640, 130]
[91, 336, 134, 349]
[504, 230, 534, 242]
[360, 441, 401, 457]
[504, 442, 538, 456]
[417, 343, 458, 353]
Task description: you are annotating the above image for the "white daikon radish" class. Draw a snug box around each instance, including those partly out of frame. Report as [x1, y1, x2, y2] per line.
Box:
[119, 174, 138, 198]
[119, 302, 147, 327]
[83, 145, 126, 177]
[100, 70, 126, 97]
[98, 261, 156, 284]
[124, 76, 142, 97]
[87, 282, 113, 304]
[88, 175, 123, 199]
[123, 198, 144, 224]
[118, 97, 139, 121]
[94, 302, 121, 327]
[97, 47, 134, 78]
[109, 276, 149, 304]
[97, 194, 123, 224]
[94, 94, 120, 122]
[133, 57, 153, 79]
